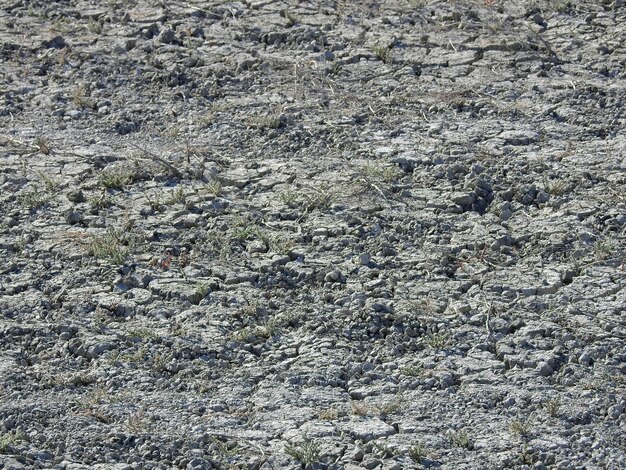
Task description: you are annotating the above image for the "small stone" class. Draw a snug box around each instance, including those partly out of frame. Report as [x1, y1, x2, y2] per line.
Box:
[499, 130, 539, 146]
[43, 35, 66, 49]
[114, 283, 129, 292]
[350, 448, 364, 462]
[311, 227, 329, 237]
[536, 362, 553, 377]
[451, 192, 475, 206]
[207, 403, 224, 412]
[438, 372, 456, 389]
[362, 458, 382, 469]
[357, 253, 371, 266]
[500, 209, 513, 221]
[65, 210, 83, 225]
[187, 457, 210, 469]
[158, 29, 177, 44]
[374, 146, 395, 157]
[324, 270, 341, 282]
[87, 342, 114, 359]
[578, 351, 593, 366]
[67, 190, 86, 203]
[607, 403, 624, 419]
[502, 397, 516, 408]
[247, 240, 268, 253]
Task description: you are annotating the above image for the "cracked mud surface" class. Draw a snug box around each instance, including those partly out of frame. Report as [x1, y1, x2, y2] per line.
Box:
[0, 0, 625, 469]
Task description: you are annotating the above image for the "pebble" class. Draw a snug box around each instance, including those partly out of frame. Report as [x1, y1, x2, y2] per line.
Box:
[536, 362, 554, 377]
[606, 403, 624, 420]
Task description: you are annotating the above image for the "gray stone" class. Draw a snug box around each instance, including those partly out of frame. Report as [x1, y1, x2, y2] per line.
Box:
[536, 362, 554, 377]
[362, 458, 382, 469]
[607, 403, 624, 420]
[451, 192, 475, 206]
[158, 29, 177, 44]
[341, 419, 395, 442]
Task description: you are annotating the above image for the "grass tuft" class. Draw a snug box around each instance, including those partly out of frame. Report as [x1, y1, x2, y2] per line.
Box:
[99, 168, 133, 189]
[87, 228, 135, 264]
[0, 431, 25, 454]
[408, 442, 427, 464]
[372, 44, 393, 64]
[285, 438, 321, 465]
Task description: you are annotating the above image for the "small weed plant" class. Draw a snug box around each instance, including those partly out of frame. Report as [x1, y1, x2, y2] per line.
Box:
[408, 442, 427, 464]
[285, 437, 321, 465]
[99, 168, 132, 189]
[87, 228, 135, 264]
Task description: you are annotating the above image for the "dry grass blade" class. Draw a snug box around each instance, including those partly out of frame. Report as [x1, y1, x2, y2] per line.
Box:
[127, 142, 183, 178]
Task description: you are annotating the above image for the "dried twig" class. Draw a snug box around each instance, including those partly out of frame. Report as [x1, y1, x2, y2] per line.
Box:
[127, 142, 183, 178]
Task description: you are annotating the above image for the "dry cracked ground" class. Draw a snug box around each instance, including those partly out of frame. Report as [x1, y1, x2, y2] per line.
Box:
[0, 0, 625, 469]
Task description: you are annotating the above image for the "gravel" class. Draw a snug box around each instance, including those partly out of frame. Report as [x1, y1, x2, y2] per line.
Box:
[0, 0, 625, 469]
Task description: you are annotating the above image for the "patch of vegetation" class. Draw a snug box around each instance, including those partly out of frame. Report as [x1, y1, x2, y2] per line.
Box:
[125, 408, 151, 434]
[205, 179, 222, 197]
[233, 224, 258, 242]
[303, 185, 337, 211]
[266, 232, 294, 254]
[518, 443, 537, 465]
[281, 9, 299, 27]
[373, 442, 397, 458]
[509, 417, 532, 439]
[19, 189, 52, 210]
[378, 395, 404, 415]
[194, 282, 210, 301]
[89, 192, 114, 212]
[544, 398, 560, 417]
[542, 175, 568, 196]
[166, 186, 187, 205]
[14, 236, 26, 253]
[447, 429, 473, 450]
[425, 332, 450, 349]
[0, 431, 24, 454]
[231, 326, 258, 344]
[279, 189, 300, 207]
[350, 400, 372, 416]
[372, 43, 393, 64]
[72, 85, 89, 108]
[127, 328, 160, 341]
[99, 168, 133, 189]
[399, 365, 422, 377]
[210, 436, 245, 463]
[328, 61, 342, 75]
[285, 438, 321, 465]
[259, 318, 280, 338]
[87, 19, 103, 34]
[318, 407, 342, 420]
[408, 442, 427, 464]
[36, 170, 60, 192]
[362, 164, 403, 183]
[247, 112, 282, 130]
[144, 191, 164, 212]
[87, 228, 135, 264]
[593, 239, 617, 261]
[34, 135, 51, 154]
